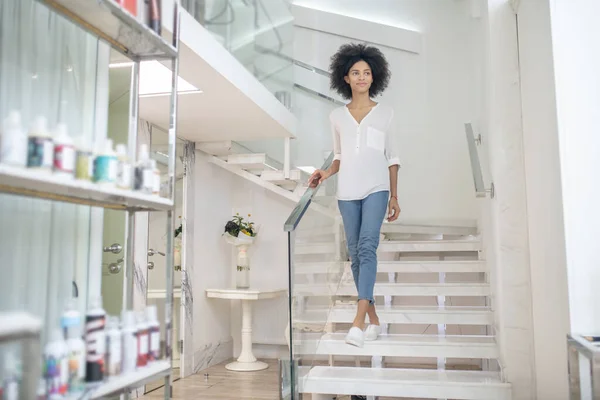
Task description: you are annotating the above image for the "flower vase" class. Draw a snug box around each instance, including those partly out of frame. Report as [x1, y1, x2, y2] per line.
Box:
[236, 244, 250, 289]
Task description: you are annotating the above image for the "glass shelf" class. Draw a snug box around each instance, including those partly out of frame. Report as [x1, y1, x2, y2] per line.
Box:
[37, 0, 177, 60]
[88, 360, 171, 399]
[0, 165, 174, 212]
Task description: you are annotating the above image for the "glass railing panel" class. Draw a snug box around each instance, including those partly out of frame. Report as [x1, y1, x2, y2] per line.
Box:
[282, 154, 346, 398]
[181, 0, 294, 100]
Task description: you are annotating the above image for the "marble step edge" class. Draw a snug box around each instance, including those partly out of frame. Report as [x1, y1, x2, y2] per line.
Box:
[298, 366, 511, 400]
[294, 282, 490, 297]
[295, 239, 482, 254]
[294, 260, 486, 274]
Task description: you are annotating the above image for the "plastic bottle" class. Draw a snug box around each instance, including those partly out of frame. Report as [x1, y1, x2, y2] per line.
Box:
[134, 144, 154, 194]
[43, 329, 68, 396]
[27, 116, 54, 172]
[121, 311, 138, 373]
[74, 137, 94, 181]
[136, 312, 149, 367]
[93, 139, 117, 186]
[115, 144, 132, 190]
[2, 351, 20, 400]
[53, 123, 75, 179]
[0, 110, 27, 167]
[60, 300, 85, 394]
[36, 378, 47, 399]
[150, 159, 161, 196]
[85, 297, 106, 383]
[145, 305, 161, 362]
[105, 316, 122, 379]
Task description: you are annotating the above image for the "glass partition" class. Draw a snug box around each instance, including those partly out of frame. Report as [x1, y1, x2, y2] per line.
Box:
[282, 154, 346, 398]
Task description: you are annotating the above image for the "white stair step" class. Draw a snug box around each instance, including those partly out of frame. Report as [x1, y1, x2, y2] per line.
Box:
[294, 260, 486, 274]
[261, 169, 303, 183]
[226, 153, 277, 172]
[381, 221, 478, 236]
[299, 366, 511, 400]
[379, 239, 481, 253]
[296, 305, 493, 326]
[295, 282, 490, 297]
[296, 333, 499, 359]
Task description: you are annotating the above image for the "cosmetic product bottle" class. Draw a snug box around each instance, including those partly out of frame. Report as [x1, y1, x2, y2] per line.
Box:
[121, 311, 137, 374]
[36, 378, 47, 400]
[134, 144, 153, 194]
[93, 139, 117, 187]
[105, 316, 122, 380]
[75, 137, 94, 181]
[27, 116, 53, 172]
[60, 300, 85, 394]
[149, 0, 161, 34]
[53, 124, 75, 180]
[115, 144, 132, 190]
[85, 297, 106, 383]
[44, 329, 68, 396]
[0, 110, 27, 167]
[136, 312, 149, 368]
[2, 351, 20, 400]
[150, 159, 160, 196]
[145, 305, 160, 362]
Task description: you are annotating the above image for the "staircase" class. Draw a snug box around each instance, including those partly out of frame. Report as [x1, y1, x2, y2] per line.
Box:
[291, 221, 512, 400]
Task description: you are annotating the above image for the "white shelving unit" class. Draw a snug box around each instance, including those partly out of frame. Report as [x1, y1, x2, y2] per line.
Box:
[0, 0, 181, 398]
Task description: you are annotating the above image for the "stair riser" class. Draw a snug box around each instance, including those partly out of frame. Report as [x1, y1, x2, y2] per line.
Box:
[296, 286, 490, 297]
[294, 262, 486, 274]
[296, 343, 499, 359]
[328, 311, 493, 325]
[295, 243, 481, 255]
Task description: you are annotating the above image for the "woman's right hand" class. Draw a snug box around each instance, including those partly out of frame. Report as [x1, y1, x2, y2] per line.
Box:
[308, 169, 330, 188]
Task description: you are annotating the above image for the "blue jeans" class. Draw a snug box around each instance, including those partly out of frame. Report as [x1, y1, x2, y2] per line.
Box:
[338, 191, 389, 304]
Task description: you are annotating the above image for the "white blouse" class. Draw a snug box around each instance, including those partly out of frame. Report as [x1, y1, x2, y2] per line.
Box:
[330, 103, 400, 201]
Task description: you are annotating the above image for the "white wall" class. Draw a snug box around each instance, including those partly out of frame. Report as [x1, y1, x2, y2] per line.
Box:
[291, 0, 479, 223]
[550, 0, 600, 334]
[517, 1, 570, 398]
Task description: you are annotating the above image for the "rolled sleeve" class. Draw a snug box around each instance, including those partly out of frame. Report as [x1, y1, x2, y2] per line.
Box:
[385, 110, 400, 167]
[331, 116, 342, 161]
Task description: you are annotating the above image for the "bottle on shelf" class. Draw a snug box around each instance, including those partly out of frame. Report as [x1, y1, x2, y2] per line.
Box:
[105, 316, 122, 380]
[121, 311, 138, 374]
[115, 143, 132, 190]
[27, 116, 54, 173]
[150, 159, 161, 196]
[2, 351, 20, 400]
[0, 110, 27, 167]
[134, 144, 154, 195]
[85, 297, 106, 383]
[146, 305, 161, 362]
[93, 139, 117, 187]
[136, 312, 149, 368]
[43, 329, 68, 397]
[74, 137, 94, 182]
[60, 300, 85, 395]
[53, 123, 76, 180]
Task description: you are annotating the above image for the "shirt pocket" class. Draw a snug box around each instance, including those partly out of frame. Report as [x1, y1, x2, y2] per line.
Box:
[366, 127, 386, 152]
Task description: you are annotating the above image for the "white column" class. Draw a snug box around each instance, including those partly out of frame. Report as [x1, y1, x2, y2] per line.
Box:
[550, 0, 600, 333]
[226, 299, 268, 371]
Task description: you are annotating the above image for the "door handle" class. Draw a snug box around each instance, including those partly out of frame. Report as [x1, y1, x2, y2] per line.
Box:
[104, 243, 122, 254]
[148, 248, 165, 257]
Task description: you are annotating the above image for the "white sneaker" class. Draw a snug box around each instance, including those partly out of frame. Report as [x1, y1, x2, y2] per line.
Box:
[364, 324, 381, 341]
[345, 326, 365, 348]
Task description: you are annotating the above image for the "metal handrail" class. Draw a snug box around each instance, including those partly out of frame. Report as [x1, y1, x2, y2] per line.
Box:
[283, 152, 334, 232]
[465, 123, 494, 198]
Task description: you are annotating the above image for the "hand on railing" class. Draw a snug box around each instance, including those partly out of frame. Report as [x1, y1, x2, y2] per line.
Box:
[307, 169, 331, 188]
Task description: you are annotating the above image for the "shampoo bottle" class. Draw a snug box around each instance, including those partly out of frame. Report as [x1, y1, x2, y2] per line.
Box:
[105, 316, 122, 379]
[134, 144, 153, 194]
[74, 137, 93, 181]
[60, 300, 85, 394]
[43, 329, 68, 396]
[85, 297, 106, 383]
[93, 139, 117, 186]
[121, 311, 138, 373]
[27, 116, 54, 172]
[2, 351, 20, 400]
[115, 144, 132, 190]
[53, 123, 75, 180]
[0, 110, 27, 167]
[146, 305, 161, 362]
[136, 312, 149, 368]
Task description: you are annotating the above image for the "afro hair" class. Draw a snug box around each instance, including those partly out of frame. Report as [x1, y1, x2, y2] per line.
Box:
[329, 43, 391, 100]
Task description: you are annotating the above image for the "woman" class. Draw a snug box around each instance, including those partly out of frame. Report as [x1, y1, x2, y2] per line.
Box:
[309, 43, 400, 348]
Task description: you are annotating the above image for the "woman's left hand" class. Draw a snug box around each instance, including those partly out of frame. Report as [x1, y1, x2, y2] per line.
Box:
[388, 197, 401, 222]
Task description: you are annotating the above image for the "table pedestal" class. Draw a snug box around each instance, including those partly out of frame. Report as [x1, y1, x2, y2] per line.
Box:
[226, 299, 268, 371]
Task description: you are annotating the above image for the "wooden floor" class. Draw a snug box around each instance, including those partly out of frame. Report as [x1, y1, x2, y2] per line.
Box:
[141, 359, 460, 400]
[141, 359, 280, 399]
